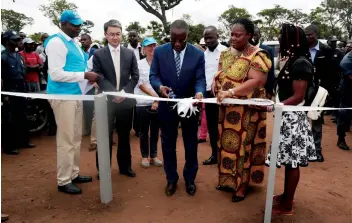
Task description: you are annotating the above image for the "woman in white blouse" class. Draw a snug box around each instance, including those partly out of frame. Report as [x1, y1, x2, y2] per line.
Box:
[134, 37, 162, 168]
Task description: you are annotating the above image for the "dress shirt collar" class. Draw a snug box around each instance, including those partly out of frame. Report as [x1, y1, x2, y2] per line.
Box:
[173, 44, 187, 56]
[108, 44, 120, 52]
[59, 30, 73, 42]
[310, 41, 320, 51]
[205, 43, 225, 53]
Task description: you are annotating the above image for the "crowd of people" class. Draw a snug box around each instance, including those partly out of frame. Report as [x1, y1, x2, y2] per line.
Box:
[1, 9, 352, 220]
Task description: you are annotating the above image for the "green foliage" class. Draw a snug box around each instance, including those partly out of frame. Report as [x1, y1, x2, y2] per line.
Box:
[81, 20, 94, 34]
[147, 21, 166, 42]
[1, 9, 34, 32]
[126, 21, 146, 36]
[218, 6, 252, 31]
[28, 33, 42, 43]
[39, 0, 78, 28]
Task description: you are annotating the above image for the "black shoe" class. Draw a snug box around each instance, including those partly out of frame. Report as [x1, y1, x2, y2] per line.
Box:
[232, 195, 245, 202]
[165, 183, 177, 197]
[337, 140, 350, 150]
[58, 183, 82, 194]
[198, 139, 206, 143]
[120, 169, 136, 177]
[186, 182, 196, 196]
[72, 175, 93, 184]
[316, 151, 324, 162]
[20, 143, 36, 149]
[203, 156, 217, 165]
[3, 149, 20, 155]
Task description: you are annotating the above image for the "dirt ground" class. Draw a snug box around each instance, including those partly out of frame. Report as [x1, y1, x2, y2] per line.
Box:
[2, 115, 352, 223]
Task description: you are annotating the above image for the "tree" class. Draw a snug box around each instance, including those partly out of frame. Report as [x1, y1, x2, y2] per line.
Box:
[29, 33, 43, 43]
[81, 20, 94, 34]
[287, 9, 309, 27]
[218, 6, 252, 31]
[134, 0, 184, 35]
[1, 9, 34, 32]
[147, 20, 165, 42]
[257, 5, 291, 40]
[126, 21, 146, 37]
[188, 23, 205, 44]
[39, 0, 78, 28]
[335, 0, 352, 39]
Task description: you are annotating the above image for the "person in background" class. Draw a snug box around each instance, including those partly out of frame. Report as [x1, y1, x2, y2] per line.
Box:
[36, 33, 49, 63]
[134, 37, 163, 168]
[215, 18, 271, 202]
[266, 24, 317, 216]
[19, 38, 43, 92]
[345, 41, 352, 54]
[1, 30, 36, 155]
[93, 19, 139, 178]
[202, 26, 227, 165]
[150, 19, 206, 197]
[304, 24, 333, 162]
[162, 36, 170, 44]
[45, 10, 99, 194]
[126, 30, 145, 137]
[80, 33, 99, 58]
[18, 32, 26, 51]
[328, 36, 345, 123]
[336, 51, 352, 150]
[253, 26, 275, 98]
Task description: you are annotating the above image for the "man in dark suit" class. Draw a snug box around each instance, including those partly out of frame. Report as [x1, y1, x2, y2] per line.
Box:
[150, 20, 206, 196]
[93, 19, 139, 177]
[305, 24, 334, 162]
[253, 26, 275, 98]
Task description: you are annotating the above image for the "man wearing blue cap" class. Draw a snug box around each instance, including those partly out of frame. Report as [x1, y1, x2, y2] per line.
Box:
[44, 10, 100, 194]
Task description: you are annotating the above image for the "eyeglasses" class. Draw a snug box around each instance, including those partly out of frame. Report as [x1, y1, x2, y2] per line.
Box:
[106, 33, 121, 37]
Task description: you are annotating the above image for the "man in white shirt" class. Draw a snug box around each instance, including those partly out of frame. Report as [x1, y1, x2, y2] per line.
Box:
[202, 26, 228, 166]
[45, 10, 99, 194]
[93, 19, 139, 178]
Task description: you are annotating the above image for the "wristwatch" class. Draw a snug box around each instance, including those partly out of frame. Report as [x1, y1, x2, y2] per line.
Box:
[228, 88, 235, 97]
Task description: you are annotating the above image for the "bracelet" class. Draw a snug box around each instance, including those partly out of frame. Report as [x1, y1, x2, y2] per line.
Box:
[228, 88, 235, 97]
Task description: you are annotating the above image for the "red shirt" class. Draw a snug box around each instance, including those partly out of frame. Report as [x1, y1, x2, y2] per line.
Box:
[19, 51, 43, 82]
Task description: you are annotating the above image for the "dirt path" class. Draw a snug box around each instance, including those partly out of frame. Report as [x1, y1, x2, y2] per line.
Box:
[2, 115, 352, 223]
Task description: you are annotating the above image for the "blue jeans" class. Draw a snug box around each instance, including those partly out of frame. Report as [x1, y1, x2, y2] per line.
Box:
[137, 106, 159, 158]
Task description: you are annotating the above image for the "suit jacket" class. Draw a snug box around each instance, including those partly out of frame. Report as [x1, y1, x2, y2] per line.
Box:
[311, 42, 333, 92]
[260, 44, 275, 96]
[149, 43, 206, 99]
[93, 45, 139, 108]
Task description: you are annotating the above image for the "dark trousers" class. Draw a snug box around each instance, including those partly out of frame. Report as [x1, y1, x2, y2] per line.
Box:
[133, 106, 140, 134]
[312, 114, 324, 151]
[1, 96, 29, 151]
[337, 103, 352, 139]
[159, 102, 199, 184]
[96, 102, 133, 172]
[83, 88, 95, 135]
[205, 91, 219, 158]
[136, 106, 159, 158]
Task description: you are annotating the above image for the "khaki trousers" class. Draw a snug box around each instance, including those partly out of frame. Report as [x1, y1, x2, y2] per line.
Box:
[50, 100, 83, 186]
[90, 112, 96, 144]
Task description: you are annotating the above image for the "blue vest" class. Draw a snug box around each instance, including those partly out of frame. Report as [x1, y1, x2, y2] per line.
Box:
[44, 33, 88, 94]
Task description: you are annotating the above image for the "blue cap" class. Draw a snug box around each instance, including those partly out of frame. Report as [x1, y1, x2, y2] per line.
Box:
[3, 30, 21, 40]
[142, 37, 157, 47]
[60, 10, 83, 25]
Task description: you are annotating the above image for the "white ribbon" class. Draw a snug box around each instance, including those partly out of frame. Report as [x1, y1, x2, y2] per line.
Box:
[1, 91, 351, 118]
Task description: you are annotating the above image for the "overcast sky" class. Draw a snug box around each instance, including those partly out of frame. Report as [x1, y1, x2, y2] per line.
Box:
[2, 0, 322, 40]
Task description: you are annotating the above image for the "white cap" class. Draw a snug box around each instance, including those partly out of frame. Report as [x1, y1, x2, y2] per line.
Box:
[199, 38, 205, 45]
[23, 38, 35, 44]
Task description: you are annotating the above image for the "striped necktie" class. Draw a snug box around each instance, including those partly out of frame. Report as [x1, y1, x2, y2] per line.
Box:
[175, 52, 181, 78]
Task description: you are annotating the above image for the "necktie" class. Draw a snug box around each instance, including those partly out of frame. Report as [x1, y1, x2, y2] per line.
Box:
[175, 52, 181, 78]
[113, 49, 120, 91]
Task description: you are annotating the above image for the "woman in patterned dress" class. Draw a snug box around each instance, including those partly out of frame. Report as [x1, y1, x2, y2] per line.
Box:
[266, 24, 317, 216]
[213, 18, 272, 202]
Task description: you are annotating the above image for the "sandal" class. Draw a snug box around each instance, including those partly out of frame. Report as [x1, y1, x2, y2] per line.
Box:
[232, 195, 245, 202]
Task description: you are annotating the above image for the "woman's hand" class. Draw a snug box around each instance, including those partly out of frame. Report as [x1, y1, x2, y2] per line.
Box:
[217, 90, 232, 104]
[151, 101, 159, 111]
[211, 81, 217, 96]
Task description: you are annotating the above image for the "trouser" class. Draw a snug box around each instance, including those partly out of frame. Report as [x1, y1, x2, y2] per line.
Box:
[136, 106, 159, 158]
[205, 91, 219, 158]
[25, 82, 40, 92]
[198, 103, 208, 140]
[50, 100, 83, 186]
[90, 113, 96, 144]
[95, 102, 133, 172]
[337, 103, 352, 139]
[312, 114, 324, 151]
[159, 102, 199, 183]
[133, 106, 140, 134]
[82, 88, 95, 136]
